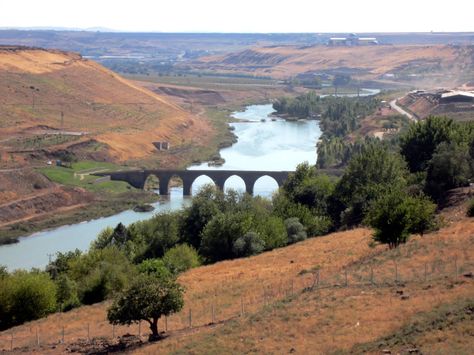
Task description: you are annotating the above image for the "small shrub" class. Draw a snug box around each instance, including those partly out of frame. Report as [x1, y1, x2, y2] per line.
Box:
[162, 244, 201, 274]
[232, 232, 265, 257]
[284, 217, 307, 244]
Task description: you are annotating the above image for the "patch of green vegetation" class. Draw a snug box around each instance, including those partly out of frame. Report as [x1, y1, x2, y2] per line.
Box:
[38, 160, 131, 193]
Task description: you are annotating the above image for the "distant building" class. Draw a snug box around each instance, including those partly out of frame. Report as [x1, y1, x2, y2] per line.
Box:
[439, 91, 474, 103]
[328, 34, 378, 46]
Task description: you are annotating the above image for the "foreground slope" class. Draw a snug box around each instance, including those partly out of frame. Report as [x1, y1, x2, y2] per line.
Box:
[0, 196, 472, 354]
[0, 46, 212, 164]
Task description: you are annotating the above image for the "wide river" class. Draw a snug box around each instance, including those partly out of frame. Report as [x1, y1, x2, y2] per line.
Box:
[0, 104, 321, 271]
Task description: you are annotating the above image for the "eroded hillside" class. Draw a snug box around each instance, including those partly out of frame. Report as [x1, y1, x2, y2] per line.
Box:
[0, 46, 213, 165]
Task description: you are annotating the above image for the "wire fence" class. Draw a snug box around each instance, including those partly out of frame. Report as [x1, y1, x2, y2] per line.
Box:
[0, 254, 472, 352]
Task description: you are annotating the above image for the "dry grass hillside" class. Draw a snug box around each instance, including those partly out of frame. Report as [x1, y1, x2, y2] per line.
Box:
[0, 46, 213, 165]
[1, 196, 472, 354]
[194, 44, 474, 86]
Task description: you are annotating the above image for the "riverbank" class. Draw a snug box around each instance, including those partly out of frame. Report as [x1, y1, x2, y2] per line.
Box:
[0, 190, 159, 246]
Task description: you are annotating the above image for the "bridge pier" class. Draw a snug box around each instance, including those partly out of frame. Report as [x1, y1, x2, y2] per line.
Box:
[159, 177, 170, 195]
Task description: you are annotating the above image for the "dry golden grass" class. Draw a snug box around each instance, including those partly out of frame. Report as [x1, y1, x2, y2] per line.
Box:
[1, 212, 472, 354]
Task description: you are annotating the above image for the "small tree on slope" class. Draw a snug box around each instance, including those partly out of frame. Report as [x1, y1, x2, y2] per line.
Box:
[107, 274, 184, 340]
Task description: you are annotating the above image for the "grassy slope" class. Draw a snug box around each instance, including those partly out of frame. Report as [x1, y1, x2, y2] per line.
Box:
[1, 203, 472, 354]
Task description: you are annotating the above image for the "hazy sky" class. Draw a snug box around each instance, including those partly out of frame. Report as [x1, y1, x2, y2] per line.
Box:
[1, 0, 473, 33]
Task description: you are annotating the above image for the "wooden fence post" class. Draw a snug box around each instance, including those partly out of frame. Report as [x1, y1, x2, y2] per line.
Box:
[241, 297, 244, 316]
[189, 309, 192, 328]
[212, 304, 215, 324]
[345, 269, 348, 287]
[165, 316, 168, 332]
[36, 327, 40, 347]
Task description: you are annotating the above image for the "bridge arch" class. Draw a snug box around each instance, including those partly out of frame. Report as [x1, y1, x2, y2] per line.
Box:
[190, 174, 217, 196]
[253, 175, 280, 197]
[143, 174, 160, 192]
[223, 175, 247, 194]
[167, 174, 184, 195]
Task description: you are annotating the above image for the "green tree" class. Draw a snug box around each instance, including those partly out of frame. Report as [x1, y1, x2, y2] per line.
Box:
[0, 271, 57, 330]
[162, 244, 201, 275]
[137, 259, 172, 279]
[332, 143, 408, 226]
[67, 247, 135, 304]
[365, 190, 436, 248]
[180, 185, 222, 249]
[55, 274, 80, 311]
[425, 141, 473, 201]
[107, 275, 184, 339]
[400, 116, 455, 173]
[200, 211, 253, 262]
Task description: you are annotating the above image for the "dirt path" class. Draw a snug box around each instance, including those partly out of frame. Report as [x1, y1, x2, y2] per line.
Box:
[390, 98, 417, 121]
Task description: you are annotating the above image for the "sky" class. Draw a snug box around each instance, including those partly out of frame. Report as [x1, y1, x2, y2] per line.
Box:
[1, 0, 473, 33]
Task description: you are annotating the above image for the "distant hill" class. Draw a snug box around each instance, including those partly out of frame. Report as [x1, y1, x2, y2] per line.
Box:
[193, 44, 474, 87]
[0, 45, 212, 163]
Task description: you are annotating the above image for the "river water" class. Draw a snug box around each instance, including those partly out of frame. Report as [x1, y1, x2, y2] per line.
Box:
[0, 104, 321, 271]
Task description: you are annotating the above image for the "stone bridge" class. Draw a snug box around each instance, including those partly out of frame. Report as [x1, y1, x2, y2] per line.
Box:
[96, 170, 293, 196]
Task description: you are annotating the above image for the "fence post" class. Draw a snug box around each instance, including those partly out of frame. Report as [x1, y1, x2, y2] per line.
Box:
[241, 297, 244, 316]
[87, 323, 90, 342]
[112, 324, 115, 339]
[62, 326, 65, 344]
[36, 327, 40, 347]
[10, 332, 13, 351]
[345, 269, 348, 287]
[424, 263, 427, 282]
[189, 309, 192, 328]
[370, 266, 374, 285]
[317, 269, 320, 289]
[165, 316, 168, 332]
[291, 279, 294, 295]
[211, 304, 215, 324]
[454, 257, 458, 279]
[138, 321, 141, 337]
[394, 262, 398, 284]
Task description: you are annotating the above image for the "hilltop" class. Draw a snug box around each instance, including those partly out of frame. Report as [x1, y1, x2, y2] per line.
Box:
[1, 192, 472, 354]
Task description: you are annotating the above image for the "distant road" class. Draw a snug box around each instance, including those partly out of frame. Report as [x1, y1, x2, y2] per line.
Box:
[390, 98, 417, 121]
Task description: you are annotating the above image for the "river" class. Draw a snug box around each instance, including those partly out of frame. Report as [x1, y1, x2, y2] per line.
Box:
[0, 104, 321, 271]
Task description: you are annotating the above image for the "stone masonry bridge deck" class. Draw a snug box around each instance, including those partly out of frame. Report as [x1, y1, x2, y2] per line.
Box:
[96, 170, 293, 196]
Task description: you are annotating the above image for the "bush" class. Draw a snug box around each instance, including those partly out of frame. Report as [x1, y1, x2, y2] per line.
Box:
[467, 199, 474, 217]
[232, 232, 265, 257]
[137, 259, 172, 279]
[284, 218, 307, 244]
[162, 244, 201, 274]
[0, 271, 57, 330]
[200, 212, 252, 262]
[67, 247, 135, 304]
[55, 274, 80, 311]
